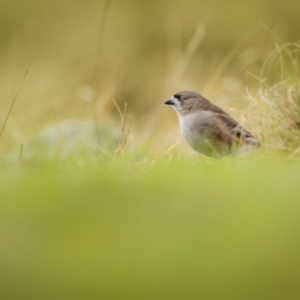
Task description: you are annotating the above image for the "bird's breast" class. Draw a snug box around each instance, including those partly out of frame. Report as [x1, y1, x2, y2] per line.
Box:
[179, 112, 223, 155]
[179, 112, 214, 139]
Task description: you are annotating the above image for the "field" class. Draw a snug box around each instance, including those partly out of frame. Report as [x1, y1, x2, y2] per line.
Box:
[1, 0, 300, 299]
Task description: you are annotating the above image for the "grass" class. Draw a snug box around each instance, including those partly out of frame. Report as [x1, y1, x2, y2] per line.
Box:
[1, 154, 300, 299]
[0, 70, 28, 142]
[245, 43, 300, 156]
[1, 0, 300, 298]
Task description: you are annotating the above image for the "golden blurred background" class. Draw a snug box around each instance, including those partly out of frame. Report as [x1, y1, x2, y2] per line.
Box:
[0, 0, 299, 153]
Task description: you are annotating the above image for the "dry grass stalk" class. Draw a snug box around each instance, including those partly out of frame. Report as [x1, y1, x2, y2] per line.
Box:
[19, 144, 24, 165]
[113, 99, 131, 153]
[245, 43, 300, 155]
[0, 70, 28, 142]
[167, 23, 206, 90]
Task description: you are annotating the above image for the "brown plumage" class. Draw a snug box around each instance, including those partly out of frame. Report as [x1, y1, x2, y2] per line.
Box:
[165, 90, 260, 157]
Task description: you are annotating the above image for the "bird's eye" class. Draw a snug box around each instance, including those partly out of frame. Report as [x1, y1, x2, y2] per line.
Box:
[175, 95, 183, 102]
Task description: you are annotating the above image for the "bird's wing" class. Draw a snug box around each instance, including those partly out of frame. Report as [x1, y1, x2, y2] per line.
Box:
[230, 125, 260, 145]
[212, 109, 260, 146]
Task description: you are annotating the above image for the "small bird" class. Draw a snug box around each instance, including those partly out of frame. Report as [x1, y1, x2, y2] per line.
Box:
[165, 90, 260, 157]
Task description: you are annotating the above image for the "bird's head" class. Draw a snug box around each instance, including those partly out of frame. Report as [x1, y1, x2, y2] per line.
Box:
[165, 90, 211, 116]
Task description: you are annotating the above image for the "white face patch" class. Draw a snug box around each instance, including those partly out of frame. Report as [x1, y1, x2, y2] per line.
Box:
[170, 96, 182, 113]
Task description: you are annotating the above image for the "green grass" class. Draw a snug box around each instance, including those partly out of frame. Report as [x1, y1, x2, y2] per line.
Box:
[1, 154, 300, 299]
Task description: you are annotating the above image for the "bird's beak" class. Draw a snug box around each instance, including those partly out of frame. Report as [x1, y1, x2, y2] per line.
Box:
[164, 99, 175, 105]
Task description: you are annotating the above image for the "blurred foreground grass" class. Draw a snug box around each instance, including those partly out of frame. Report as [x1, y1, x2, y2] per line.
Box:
[1, 154, 300, 299]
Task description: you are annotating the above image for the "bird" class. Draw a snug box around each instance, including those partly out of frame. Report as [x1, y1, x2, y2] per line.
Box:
[164, 90, 260, 157]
